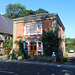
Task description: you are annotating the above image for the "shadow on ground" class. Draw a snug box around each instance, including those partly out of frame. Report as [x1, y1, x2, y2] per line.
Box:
[0, 61, 75, 75]
[65, 52, 75, 65]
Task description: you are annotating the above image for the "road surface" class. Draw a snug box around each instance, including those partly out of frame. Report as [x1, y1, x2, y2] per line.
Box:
[66, 52, 75, 65]
[0, 61, 75, 75]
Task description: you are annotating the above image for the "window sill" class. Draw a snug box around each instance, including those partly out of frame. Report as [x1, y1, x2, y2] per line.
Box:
[24, 33, 42, 36]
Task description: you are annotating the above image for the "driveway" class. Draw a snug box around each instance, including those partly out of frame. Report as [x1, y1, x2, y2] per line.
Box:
[65, 52, 75, 65]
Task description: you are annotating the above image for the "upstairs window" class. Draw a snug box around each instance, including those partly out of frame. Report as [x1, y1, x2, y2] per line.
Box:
[38, 25, 41, 33]
[26, 26, 29, 34]
[30, 25, 37, 34]
[24, 22, 43, 36]
[58, 27, 60, 38]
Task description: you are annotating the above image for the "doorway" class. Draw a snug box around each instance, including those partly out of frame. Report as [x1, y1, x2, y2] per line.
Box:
[30, 42, 37, 55]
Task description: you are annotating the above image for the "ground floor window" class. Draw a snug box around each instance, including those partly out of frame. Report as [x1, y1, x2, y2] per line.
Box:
[38, 42, 41, 50]
[23, 40, 43, 55]
[38, 51, 41, 55]
[25, 43, 28, 50]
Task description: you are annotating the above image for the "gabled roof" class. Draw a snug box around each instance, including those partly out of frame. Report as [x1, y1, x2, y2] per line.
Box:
[0, 14, 13, 35]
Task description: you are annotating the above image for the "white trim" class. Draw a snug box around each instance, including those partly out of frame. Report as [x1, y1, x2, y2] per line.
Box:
[41, 42, 43, 55]
[24, 33, 42, 36]
[37, 42, 38, 55]
[23, 39, 43, 55]
[28, 42, 30, 55]
[24, 22, 43, 36]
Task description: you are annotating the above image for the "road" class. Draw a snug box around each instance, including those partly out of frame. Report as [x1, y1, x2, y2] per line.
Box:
[0, 61, 75, 75]
[66, 52, 75, 65]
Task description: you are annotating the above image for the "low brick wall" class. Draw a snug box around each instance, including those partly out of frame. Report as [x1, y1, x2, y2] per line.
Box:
[30, 55, 56, 62]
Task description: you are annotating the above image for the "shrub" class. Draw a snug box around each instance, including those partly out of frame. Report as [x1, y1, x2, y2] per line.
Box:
[15, 40, 29, 59]
[0, 53, 5, 56]
[42, 30, 60, 56]
[63, 54, 68, 62]
[12, 50, 18, 60]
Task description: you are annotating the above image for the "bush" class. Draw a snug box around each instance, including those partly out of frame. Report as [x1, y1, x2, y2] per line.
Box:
[0, 53, 5, 56]
[42, 30, 60, 56]
[15, 40, 29, 59]
[12, 50, 18, 60]
[63, 54, 68, 62]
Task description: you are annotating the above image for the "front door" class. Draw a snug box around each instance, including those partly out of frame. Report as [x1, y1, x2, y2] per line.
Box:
[30, 42, 37, 55]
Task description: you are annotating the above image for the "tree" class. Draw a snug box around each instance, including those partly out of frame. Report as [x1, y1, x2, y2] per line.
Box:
[4, 3, 26, 19]
[42, 30, 60, 56]
[4, 3, 49, 19]
[65, 38, 75, 52]
[25, 10, 36, 16]
[36, 8, 49, 14]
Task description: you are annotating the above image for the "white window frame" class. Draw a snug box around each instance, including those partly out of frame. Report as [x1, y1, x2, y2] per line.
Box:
[24, 22, 43, 36]
[23, 39, 43, 55]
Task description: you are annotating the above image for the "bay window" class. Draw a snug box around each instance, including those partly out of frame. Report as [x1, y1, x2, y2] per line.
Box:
[24, 22, 43, 36]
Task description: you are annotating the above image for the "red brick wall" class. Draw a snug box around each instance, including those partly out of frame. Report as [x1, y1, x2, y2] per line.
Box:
[16, 19, 52, 40]
[43, 19, 52, 31]
[57, 22, 65, 55]
[16, 22, 24, 41]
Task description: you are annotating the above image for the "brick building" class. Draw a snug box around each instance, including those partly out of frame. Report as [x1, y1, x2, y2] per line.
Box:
[13, 14, 65, 56]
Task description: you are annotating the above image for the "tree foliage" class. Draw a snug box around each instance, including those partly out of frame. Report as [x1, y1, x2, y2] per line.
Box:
[36, 8, 49, 14]
[42, 30, 60, 56]
[4, 3, 49, 19]
[15, 40, 28, 59]
[3, 34, 13, 54]
[65, 38, 75, 51]
[25, 10, 36, 16]
[4, 3, 26, 19]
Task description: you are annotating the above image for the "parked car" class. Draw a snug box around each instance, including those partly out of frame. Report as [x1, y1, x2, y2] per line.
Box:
[68, 49, 74, 53]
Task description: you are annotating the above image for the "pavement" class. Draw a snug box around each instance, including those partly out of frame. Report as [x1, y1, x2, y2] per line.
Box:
[0, 59, 75, 69]
[0, 61, 75, 75]
[65, 52, 75, 65]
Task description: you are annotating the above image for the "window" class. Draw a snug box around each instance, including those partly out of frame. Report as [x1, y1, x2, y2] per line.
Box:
[26, 26, 29, 34]
[25, 43, 28, 50]
[38, 42, 41, 50]
[0, 43, 1, 46]
[38, 51, 41, 55]
[8, 36, 10, 39]
[38, 25, 41, 33]
[30, 25, 37, 34]
[31, 45, 33, 50]
[58, 27, 60, 38]
[25, 23, 42, 35]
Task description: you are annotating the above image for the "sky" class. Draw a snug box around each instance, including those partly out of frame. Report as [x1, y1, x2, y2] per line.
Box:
[0, 0, 75, 38]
